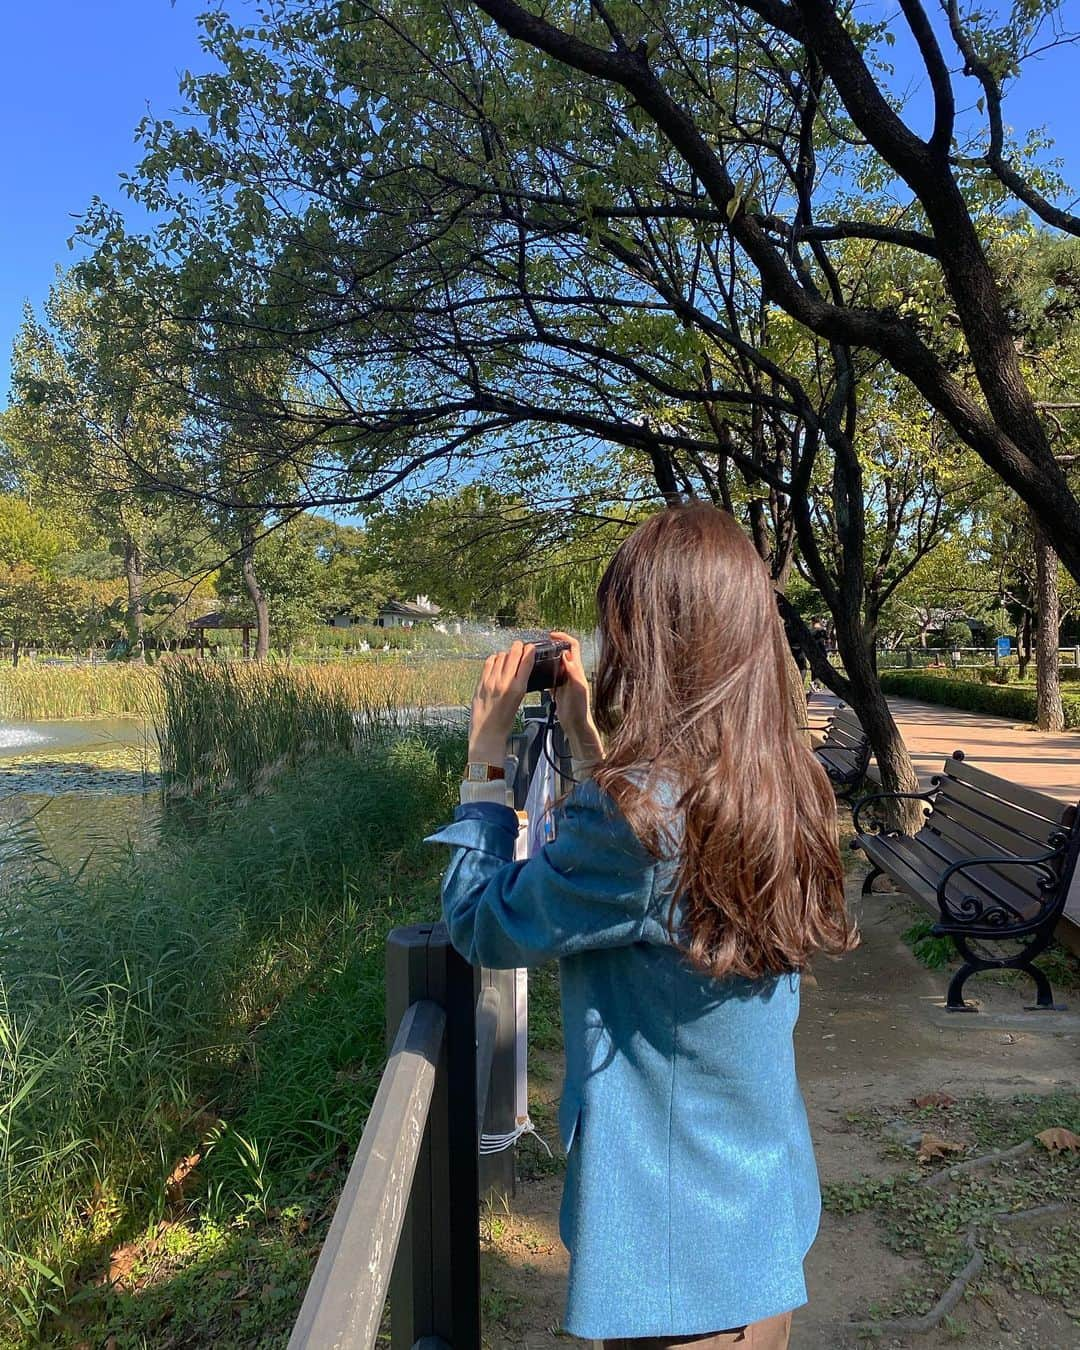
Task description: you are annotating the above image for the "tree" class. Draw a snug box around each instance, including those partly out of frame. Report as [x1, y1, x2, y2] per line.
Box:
[296, 516, 397, 622]
[2, 273, 189, 655]
[0, 565, 83, 667]
[67, 1, 1080, 818]
[215, 517, 323, 654]
[0, 495, 68, 571]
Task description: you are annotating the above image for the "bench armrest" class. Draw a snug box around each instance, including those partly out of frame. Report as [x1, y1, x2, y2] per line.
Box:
[933, 850, 1064, 938]
[851, 789, 936, 837]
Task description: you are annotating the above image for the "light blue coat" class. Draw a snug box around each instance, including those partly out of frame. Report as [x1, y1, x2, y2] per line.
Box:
[425, 778, 820, 1341]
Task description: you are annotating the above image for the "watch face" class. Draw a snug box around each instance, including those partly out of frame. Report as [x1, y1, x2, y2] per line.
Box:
[467, 762, 486, 782]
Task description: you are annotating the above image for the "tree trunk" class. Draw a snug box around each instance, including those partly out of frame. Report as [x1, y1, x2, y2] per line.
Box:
[11, 637, 20, 669]
[123, 538, 145, 659]
[240, 524, 271, 661]
[1018, 611, 1032, 680]
[833, 614, 924, 834]
[783, 645, 810, 749]
[1033, 517, 1064, 731]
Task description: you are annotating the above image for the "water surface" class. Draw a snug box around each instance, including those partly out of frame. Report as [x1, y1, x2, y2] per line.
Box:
[0, 718, 159, 872]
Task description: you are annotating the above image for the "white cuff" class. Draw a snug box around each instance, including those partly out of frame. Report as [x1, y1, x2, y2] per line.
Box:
[459, 778, 515, 807]
[571, 753, 603, 780]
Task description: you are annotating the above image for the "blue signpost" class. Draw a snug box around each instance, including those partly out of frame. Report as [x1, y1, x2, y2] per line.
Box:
[996, 635, 1012, 662]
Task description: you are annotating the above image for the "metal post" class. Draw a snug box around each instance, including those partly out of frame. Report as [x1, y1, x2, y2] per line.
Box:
[386, 925, 482, 1350]
[478, 967, 517, 1204]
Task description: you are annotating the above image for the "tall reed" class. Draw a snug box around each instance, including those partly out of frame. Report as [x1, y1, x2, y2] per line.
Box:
[157, 658, 478, 801]
[0, 730, 465, 1342]
[0, 665, 161, 721]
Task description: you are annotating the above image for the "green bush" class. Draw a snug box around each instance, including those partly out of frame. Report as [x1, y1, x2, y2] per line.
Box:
[880, 671, 1080, 728]
[976, 661, 1013, 685]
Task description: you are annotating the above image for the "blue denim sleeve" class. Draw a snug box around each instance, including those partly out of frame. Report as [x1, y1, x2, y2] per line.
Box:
[423, 779, 658, 969]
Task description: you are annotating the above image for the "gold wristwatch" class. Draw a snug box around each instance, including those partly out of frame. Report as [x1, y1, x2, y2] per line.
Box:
[466, 761, 506, 782]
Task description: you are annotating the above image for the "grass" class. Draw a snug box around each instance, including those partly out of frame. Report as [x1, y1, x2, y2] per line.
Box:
[0, 725, 468, 1346]
[823, 1092, 1080, 1332]
[0, 665, 161, 721]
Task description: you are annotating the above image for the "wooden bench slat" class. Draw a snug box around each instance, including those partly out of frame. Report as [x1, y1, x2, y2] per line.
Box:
[927, 814, 1045, 901]
[824, 729, 866, 752]
[864, 831, 1042, 924]
[882, 829, 1041, 916]
[931, 795, 1052, 861]
[818, 748, 860, 774]
[858, 833, 938, 907]
[914, 832, 1044, 920]
[943, 756, 1074, 825]
[935, 779, 1058, 847]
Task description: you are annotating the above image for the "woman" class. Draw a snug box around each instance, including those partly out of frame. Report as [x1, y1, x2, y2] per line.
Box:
[425, 504, 855, 1349]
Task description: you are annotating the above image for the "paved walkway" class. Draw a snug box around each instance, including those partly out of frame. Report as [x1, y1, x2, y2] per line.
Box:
[809, 691, 1080, 932]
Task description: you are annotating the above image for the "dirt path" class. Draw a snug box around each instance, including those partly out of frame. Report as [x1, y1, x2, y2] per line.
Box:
[480, 883, 1080, 1349]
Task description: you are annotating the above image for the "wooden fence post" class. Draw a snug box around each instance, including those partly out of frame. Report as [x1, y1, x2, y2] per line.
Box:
[386, 925, 482, 1350]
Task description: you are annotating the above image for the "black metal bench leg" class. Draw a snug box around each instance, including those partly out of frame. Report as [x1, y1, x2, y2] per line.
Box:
[945, 961, 980, 1012]
[943, 933, 1065, 1012]
[1024, 964, 1058, 1010]
[860, 865, 883, 897]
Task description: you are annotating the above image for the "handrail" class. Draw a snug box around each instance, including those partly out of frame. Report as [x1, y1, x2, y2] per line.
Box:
[288, 999, 446, 1350]
[288, 921, 521, 1350]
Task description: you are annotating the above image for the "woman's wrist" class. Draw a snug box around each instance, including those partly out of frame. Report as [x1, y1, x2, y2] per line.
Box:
[467, 733, 509, 768]
[567, 720, 604, 764]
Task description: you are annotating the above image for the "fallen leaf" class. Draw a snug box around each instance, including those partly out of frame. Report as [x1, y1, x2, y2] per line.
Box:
[165, 1151, 201, 1204]
[917, 1132, 965, 1163]
[913, 1092, 956, 1109]
[1036, 1127, 1080, 1153]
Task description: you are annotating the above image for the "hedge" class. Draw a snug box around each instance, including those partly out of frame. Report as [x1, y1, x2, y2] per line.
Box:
[879, 671, 1080, 729]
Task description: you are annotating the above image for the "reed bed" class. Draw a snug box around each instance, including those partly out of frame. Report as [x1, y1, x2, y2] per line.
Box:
[0, 664, 161, 721]
[0, 656, 477, 729]
[0, 729, 466, 1343]
[157, 658, 478, 801]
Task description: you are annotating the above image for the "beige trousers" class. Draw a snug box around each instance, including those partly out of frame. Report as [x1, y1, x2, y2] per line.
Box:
[599, 1310, 792, 1350]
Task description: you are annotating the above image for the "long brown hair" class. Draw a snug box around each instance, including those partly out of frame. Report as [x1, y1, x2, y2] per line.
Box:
[593, 503, 855, 979]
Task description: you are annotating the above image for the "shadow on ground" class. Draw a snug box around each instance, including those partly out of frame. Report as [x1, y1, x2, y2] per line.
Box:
[480, 880, 1080, 1350]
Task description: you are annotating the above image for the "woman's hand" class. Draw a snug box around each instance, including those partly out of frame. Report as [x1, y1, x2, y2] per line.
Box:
[550, 630, 604, 763]
[468, 640, 535, 766]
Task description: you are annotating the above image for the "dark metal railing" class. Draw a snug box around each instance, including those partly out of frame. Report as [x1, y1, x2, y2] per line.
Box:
[288, 921, 518, 1350]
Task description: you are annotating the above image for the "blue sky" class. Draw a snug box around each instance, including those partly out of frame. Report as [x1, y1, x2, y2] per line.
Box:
[1, 2, 1078, 405]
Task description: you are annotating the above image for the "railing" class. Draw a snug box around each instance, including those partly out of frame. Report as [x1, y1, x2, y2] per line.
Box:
[288, 716, 568, 1350]
[288, 923, 516, 1349]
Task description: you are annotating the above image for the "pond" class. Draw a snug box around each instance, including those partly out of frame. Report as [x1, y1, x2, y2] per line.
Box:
[0, 717, 160, 872]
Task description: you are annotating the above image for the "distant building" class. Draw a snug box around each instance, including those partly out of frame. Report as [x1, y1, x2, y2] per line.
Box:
[376, 595, 443, 629]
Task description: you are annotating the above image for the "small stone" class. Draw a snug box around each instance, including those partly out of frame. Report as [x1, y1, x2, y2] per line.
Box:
[883, 1118, 923, 1148]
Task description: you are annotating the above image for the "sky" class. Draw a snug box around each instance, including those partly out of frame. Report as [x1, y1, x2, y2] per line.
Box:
[1, 1, 1079, 406]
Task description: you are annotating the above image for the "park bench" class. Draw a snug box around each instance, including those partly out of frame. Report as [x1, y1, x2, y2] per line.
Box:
[852, 751, 1080, 1011]
[814, 704, 871, 804]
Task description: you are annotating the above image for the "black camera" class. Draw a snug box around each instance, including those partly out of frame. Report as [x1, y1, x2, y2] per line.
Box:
[526, 639, 571, 692]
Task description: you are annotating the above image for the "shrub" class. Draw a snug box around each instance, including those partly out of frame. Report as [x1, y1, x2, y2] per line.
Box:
[976, 662, 1013, 685]
[879, 671, 1080, 728]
